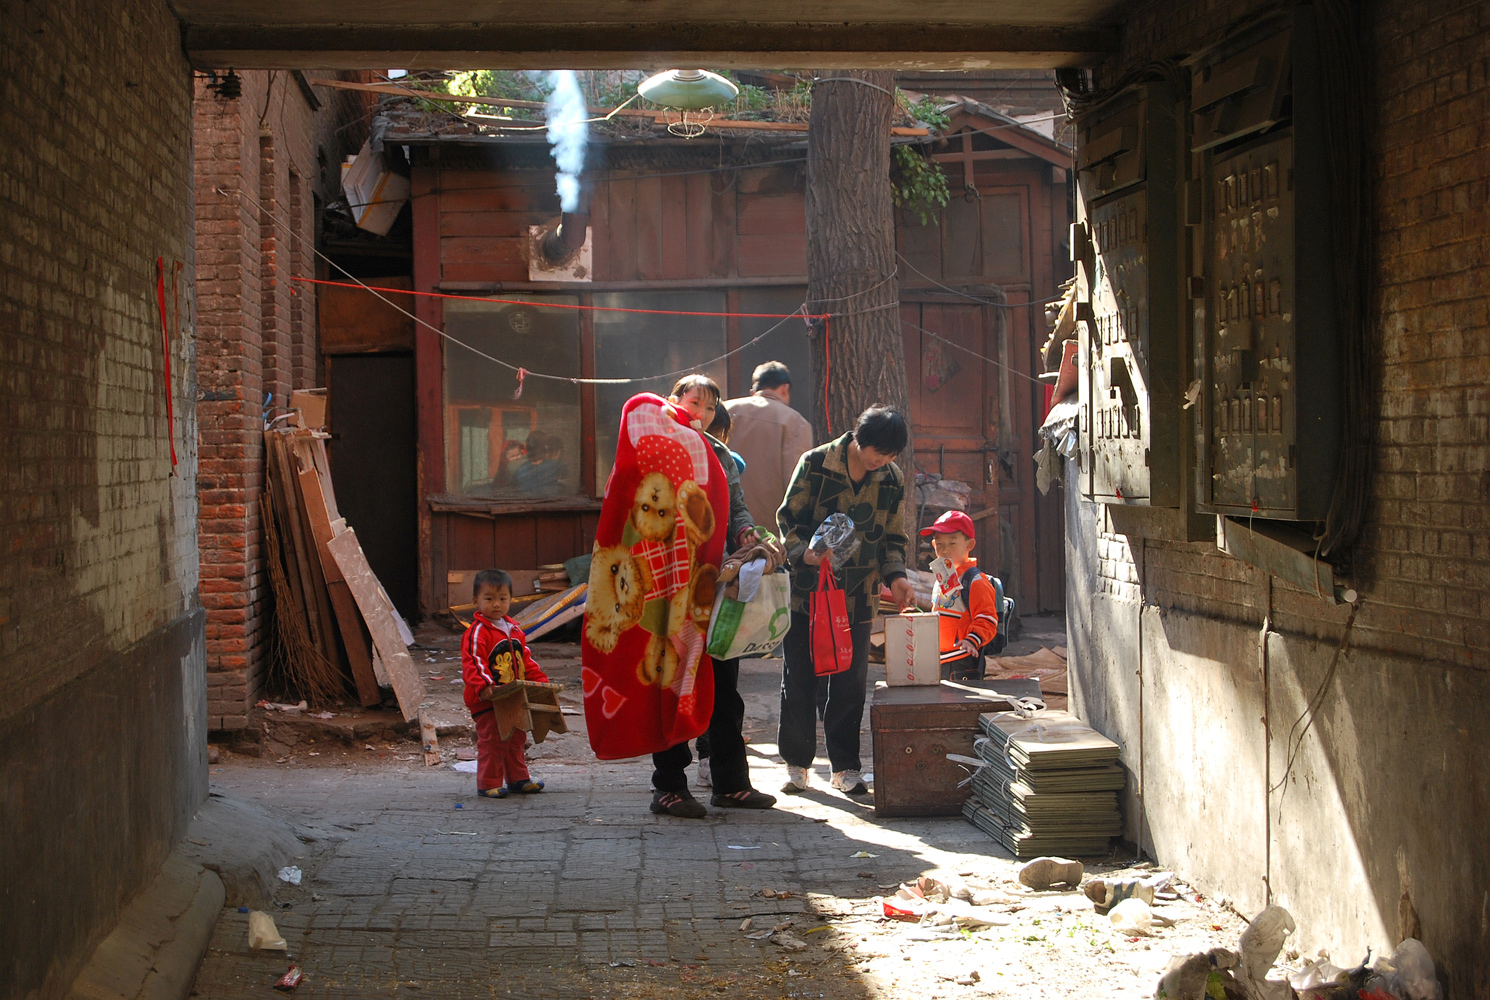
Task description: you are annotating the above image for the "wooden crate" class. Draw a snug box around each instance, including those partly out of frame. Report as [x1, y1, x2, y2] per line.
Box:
[871, 678, 1042, 818]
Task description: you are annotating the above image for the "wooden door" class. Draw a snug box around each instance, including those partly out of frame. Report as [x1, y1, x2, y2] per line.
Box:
[900, 299, 1002, 587]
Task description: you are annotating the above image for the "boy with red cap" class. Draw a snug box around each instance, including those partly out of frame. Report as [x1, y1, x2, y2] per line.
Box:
[919, 511, 999, 682]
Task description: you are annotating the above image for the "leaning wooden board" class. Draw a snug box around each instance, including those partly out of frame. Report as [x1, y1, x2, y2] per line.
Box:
[327, 527, 426, 721]
[870, 677, 1043, 818]
[297, 465, 380, 707]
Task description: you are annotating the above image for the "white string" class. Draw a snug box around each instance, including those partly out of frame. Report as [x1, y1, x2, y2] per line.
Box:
[217, 182, 812, 386]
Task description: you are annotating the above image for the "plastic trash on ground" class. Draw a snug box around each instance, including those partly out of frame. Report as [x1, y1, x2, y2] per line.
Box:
[1237, 904, 1296, 1000]
[277, 865, 303, 885]
[1109, 896, 1153, 936]
[248, 910, 287, 950]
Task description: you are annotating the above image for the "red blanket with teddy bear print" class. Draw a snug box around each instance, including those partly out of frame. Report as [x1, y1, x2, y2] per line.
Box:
[582, 393, 728, 759]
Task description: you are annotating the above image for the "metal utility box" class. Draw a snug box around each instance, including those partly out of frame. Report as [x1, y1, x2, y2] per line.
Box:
[1074, 82, 1182, 507]
[1192, 15, 1341, 520]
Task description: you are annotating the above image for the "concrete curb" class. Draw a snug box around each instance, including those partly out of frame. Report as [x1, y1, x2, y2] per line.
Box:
[64, 856, 224, 1000]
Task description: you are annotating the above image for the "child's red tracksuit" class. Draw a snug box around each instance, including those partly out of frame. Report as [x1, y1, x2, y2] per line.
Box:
[462, 612, 550, 791]
[934, 557, 1000, 681]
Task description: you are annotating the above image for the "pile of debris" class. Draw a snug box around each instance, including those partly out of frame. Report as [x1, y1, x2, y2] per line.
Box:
[261, 392, 425, 724]
[962, 708, 1124, 857]
[1158, 904, 1443, 1000]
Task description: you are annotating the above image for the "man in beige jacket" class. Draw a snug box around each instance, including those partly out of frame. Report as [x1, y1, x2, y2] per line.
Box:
[722, 362, 814, 531]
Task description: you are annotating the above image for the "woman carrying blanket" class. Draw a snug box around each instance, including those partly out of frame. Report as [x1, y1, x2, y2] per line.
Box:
[580, 374, 779, 819]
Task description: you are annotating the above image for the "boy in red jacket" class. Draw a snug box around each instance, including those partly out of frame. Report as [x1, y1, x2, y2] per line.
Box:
[462, 569, 549, 798]
[919, 511, 1000, 682]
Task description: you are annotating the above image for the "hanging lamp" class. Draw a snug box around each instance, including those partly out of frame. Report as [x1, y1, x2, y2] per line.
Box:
[637, 69, 739, 109]
[638, 69, 739, 136]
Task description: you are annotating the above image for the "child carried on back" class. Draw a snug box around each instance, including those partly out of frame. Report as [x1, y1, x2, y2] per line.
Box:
[919, 512, 999, 683]
[461, 569, 549, 798]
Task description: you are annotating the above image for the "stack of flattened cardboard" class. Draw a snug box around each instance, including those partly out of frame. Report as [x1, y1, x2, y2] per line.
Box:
[961, 708, 1124, 858]
[262, 411, 425, 724]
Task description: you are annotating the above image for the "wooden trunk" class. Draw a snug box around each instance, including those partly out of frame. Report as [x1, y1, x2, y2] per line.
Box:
[871, 677, 1042, 817]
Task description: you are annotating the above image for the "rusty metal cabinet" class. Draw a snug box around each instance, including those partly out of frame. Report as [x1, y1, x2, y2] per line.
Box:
[870, 678, 1042, 817]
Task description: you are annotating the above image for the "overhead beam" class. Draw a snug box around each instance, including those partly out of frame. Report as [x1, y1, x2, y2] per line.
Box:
[182, 22, 1117, 70]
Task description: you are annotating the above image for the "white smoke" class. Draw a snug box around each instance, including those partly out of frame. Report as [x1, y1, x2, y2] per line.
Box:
[546, 70, 586, 212]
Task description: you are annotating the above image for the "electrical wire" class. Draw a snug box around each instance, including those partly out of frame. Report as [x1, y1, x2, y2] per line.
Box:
[896, 252, 1069, 310]
[899, 315, 1045, 388]
[220, 182, 818, 387]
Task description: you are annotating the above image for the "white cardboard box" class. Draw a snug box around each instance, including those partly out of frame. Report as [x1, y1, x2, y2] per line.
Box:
[883, 613, 941, 686]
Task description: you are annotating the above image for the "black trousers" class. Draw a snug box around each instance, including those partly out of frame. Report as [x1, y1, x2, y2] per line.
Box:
[652, 657, 751, 795]
[777, 611, 872, 773]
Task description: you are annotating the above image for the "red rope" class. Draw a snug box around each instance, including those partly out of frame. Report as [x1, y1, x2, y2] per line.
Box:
[290, 275, 829, 320]
[154, 257, 177, 470]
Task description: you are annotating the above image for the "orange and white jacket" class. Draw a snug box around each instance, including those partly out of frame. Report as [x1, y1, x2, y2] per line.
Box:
[932, 557, 999, 667]
[461, 612, 549, 716]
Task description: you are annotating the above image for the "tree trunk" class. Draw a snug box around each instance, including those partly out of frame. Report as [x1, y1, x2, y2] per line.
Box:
[805, 70, 912, 467]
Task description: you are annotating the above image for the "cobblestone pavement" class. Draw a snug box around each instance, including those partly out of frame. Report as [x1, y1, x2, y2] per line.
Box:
[192, 652, 1246, 1000]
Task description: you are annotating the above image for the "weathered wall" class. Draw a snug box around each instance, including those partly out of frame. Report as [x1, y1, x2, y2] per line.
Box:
[195, 71, 327, 729]
[1069, 0, 1490, 994]
[0, 1, 205, 997]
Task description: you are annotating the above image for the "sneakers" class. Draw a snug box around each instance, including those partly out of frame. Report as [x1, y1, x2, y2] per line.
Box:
[650, 789, 708, 819]
[477, 787, 509, 799]
[711, 789, 777, 809]
[508, 779, 545, 794]
[780, 765, 811, 794]
[696, 758, 712, 788]
[831, 769, 869, 796]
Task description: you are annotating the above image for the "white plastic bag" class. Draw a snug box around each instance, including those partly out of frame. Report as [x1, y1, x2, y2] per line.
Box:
[706, 567, 790, 659]
[247, 910, 287, 951]
[1109, 896, 1152, 936]
[1237, 904, 1295, 1000]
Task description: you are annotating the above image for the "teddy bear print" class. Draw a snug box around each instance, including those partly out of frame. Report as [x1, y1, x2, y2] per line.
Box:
[585, 543, 651, 654]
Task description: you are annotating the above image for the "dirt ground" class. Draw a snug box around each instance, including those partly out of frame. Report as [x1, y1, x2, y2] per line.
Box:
[200, 619, 1255, 1000]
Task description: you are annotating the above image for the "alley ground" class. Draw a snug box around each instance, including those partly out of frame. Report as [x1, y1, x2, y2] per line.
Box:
[191, 616, 1248, 999]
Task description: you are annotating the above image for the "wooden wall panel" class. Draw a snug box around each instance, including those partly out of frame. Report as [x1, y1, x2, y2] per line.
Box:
[633, 174, 665, 280]
[684, 173, 714, 279]
[604, 175, 638, 281]
[318, 276, 414, 353]
[660, 177, 689, 278]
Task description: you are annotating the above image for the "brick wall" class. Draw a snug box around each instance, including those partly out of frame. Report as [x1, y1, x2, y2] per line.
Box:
[1066, 0, 1490, 989]
[194, 71, 323, 729]
[1085, 0, 1490, 669]
[1, 2, 206, 996]
[0, 0, 198, 716]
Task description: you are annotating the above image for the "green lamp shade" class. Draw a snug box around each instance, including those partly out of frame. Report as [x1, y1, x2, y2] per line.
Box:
[637, 69, 739, 110]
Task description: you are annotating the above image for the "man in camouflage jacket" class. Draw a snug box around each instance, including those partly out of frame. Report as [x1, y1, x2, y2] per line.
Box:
[775, 407, 915, 797]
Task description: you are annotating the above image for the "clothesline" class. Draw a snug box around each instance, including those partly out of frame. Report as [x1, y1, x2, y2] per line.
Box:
[290, 275, 830, 319]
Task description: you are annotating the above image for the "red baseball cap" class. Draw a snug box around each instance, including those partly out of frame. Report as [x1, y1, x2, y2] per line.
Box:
[918, 510, 975, 539]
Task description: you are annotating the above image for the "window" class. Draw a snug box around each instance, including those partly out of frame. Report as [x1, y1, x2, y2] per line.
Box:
[443, 295, 581, 497]
[592, 291, 728, 489]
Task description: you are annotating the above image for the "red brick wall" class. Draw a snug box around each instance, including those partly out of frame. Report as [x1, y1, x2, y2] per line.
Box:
[1090, 0, 1490, 669]
[194, 71, 322, 729]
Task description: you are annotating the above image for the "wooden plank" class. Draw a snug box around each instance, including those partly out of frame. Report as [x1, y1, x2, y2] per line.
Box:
[634, 174, 665, 280]
[276, 433, 341, 669]
[420, 712, 441, 767]
[317, 276, 414, 354]
[327, 527, 427, 721]
[413, 172, 444, 618]
[265, 431, 330, 660]
[298, 465, 380, 707]
[684, 172, 713, 280]
[660, 176, 689, 279]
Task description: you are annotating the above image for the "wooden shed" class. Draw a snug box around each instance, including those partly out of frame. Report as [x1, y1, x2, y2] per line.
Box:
[319, 104, 1071, 619]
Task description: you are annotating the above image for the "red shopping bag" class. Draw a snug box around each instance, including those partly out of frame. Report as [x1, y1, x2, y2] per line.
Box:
[811, 560, 854, 676]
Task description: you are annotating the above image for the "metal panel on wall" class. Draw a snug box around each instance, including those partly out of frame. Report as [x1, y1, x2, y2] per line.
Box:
[1074, 82, 1181, 506]
[1193, 15, 1340, 521]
